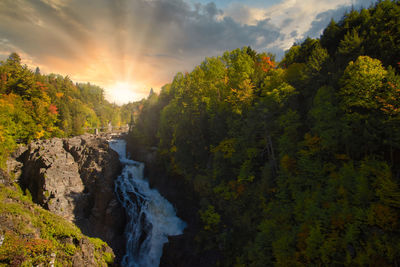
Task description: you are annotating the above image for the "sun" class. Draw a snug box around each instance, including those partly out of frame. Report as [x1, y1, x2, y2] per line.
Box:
[107, 81, 145, 105]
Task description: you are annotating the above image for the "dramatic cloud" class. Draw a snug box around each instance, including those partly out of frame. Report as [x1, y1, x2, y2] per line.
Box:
[263, 0, 377, 53]
[302, 0, 375, 39]
[221, 3, 266, 25]
[0, 0, 378, 103]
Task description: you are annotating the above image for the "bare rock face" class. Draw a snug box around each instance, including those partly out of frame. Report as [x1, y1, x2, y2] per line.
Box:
[8, 134, 126, 262]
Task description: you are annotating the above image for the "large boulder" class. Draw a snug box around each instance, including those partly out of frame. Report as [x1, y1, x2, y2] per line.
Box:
[8, 134, 126, 262]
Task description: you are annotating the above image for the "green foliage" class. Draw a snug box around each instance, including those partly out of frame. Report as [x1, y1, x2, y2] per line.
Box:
[103, 252, 114, 264]
[126, 1, 400, 265]
[309, 86, 340, 150]
[340, 55, 387, 111]
[338, 29, 364, 59]
[0, 53, 141, 166]
[306, 42, 329, 75]
[130, 12, 400, 266]
[199, 205, 221, 231]
[0, 184, 113, 266]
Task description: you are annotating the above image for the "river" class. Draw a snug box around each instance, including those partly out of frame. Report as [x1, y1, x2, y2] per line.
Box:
[109, 139, 186, 267]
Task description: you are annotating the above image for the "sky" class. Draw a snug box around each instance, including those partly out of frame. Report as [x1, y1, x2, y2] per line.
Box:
[0, 0, 377, 104]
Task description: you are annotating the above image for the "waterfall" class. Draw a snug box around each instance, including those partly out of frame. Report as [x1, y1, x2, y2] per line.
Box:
[109, 139, 186, 267]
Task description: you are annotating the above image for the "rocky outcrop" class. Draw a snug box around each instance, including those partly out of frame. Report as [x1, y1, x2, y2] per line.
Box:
[7, 134, 126, 262]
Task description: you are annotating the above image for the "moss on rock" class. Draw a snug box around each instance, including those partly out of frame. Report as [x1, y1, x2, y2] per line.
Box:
[0, 183, 115, 266]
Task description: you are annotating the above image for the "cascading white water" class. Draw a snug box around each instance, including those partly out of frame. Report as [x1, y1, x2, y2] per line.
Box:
[109, 139, 186, 267]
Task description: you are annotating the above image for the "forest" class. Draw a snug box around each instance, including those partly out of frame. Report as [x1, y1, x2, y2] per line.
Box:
[128, 0, 400, 265]
[0, 0, 400, 266]
[0, 53, 141, 167]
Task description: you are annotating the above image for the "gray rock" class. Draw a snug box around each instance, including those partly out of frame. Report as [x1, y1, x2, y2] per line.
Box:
[8, 134, 126, 262]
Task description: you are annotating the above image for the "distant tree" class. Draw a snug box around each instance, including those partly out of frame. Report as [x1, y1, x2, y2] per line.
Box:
[7, 52, 21, 64]
[149, 88, 155, 96]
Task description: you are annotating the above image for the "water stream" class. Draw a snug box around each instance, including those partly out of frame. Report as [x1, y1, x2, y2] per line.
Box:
[109, 139, 186, 267]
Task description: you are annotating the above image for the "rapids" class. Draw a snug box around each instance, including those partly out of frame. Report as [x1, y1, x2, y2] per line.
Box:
[109, 139, 186, 267]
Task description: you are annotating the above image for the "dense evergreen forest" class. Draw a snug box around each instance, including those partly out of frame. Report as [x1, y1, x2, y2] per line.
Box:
[129, 1, 400, 265]
[0, 53, 141, 167]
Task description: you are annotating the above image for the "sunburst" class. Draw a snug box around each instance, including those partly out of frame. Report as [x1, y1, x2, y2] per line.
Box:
[107, 81, 146, 104]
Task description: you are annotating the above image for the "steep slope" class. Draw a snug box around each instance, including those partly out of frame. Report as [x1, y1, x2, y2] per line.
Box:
[127, 1, 400, 266]
[0, 174, 114, 266]
[6, 134, 126, 263]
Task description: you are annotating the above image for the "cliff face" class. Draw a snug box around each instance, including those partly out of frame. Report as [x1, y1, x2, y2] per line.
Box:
[7, 134, 126, 261]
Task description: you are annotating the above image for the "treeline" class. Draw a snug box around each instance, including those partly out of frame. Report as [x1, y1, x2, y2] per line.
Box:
[0, 53, 141, 167]
[129, 1, 400, 266]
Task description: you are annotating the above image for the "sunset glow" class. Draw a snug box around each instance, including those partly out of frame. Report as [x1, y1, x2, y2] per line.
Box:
[0, 0, 376, 104]
[107, 81, 147, 105]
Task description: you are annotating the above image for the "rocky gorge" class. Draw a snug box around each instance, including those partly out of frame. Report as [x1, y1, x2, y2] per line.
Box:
[126, 143, 213, 267]
[6, 133, 126, 264]
[2, 132, 192, 266]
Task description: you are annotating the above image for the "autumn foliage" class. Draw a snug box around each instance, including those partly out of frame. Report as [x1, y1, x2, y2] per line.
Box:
[128, 1, 400, 266]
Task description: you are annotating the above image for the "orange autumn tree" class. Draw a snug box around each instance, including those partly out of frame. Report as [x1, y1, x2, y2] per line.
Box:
[260, 56, 276, 72]
[0, 52, 130, 166]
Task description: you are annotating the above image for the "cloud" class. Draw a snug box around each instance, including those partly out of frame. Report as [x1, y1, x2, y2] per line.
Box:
[220, 3, 266, 25]
[290, 30, 298, 38]
[263, 0, 377, 53]
[0, 0, 283, 102]
[0, 0, 379, 102]
[303, 0, 376, 38]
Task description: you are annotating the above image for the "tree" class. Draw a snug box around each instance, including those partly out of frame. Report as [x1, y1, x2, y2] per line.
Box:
[320, 19, 342, 56]
[309, 86, 341, 150]
[7, 52, 21, 65]
[338, 29, 364, 60]
[149, 88, 155, 97]
[124, 4, 400, 264]
[339, 56, 387, 112]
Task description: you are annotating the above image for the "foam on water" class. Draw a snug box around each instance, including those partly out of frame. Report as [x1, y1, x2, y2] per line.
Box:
[109, 139, 186, 267]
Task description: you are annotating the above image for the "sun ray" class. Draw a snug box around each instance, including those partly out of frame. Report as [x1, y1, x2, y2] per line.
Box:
[106, 81, 148, 105]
